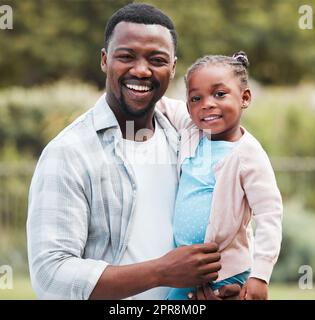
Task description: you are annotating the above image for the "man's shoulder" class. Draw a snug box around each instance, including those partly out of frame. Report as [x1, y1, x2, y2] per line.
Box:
[41, 100, 107, 164]
[46, 94, 110, 149]
[51, 108, 94, 146]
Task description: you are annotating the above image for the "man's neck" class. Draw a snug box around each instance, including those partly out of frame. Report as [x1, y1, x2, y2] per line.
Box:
[109, 106, 155, 141]
[105, 94, 157, 141]
[119, 116, 155, 141]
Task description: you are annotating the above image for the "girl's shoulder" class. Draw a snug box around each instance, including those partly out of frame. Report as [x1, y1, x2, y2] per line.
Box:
[236, 128, 272, 168]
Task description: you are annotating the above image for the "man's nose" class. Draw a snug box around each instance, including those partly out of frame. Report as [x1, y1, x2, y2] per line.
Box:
[129, 59, 152, 78]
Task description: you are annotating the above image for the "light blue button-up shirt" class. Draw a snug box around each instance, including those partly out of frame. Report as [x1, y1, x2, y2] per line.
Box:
[27, 94, 179, 299]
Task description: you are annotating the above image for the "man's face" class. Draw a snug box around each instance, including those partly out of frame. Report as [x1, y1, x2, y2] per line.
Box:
[101, 22, 177, 117]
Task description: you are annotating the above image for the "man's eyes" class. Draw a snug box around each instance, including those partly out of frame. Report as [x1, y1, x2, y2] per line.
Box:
[116, 55, 133, 61]
[150, 57, 168, 65]
[115, 55, 168, 65]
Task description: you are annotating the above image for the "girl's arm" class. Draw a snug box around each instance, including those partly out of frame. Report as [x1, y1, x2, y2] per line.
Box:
[156, 96, 193, 131]
[241, 146, 283, 285]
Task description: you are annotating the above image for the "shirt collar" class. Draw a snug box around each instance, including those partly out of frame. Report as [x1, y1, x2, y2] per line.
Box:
[92, 93, 119, 132]
[92, 93, 177, 133]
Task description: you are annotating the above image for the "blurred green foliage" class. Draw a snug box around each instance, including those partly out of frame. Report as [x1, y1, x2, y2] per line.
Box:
[0, 81, 100, 237]
[242, 84, 315, 157]
[1, 81, 315, 159]
[1, 0, 315, 290]
[0, 81, 315, 213]
[0, 0, 131, 88]
[241, 84, 315, 210]
[0, 80, 100, 157]
[272, 200, 315, 283]
[0, 81, 315, 285]
[1, 0, 315, 88]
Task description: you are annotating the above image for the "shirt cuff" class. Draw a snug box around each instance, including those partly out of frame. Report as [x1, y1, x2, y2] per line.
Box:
[250, 258, 274, 284]
[71, 259, 109, 300]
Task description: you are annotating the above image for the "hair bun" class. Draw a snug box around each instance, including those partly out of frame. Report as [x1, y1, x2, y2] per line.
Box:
[232, 51, 249, 68]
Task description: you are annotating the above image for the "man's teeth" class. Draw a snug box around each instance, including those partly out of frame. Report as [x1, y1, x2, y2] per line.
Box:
[125, 84, 151, 92]
[203, 115, 221, 121]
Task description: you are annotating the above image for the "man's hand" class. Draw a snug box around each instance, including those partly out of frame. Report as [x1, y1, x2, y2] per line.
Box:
[188, 283, 241, 300]
[90, 242, 220, 300]
[240, 277, 268, 300]
[156, 243, 221, 288]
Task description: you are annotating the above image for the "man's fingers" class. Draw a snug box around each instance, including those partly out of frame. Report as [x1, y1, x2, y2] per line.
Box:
[200, 262, 221, 274]
[195, 242, 219, 253]
[203, 252, 221, 264]
[200, 271, 219, 283]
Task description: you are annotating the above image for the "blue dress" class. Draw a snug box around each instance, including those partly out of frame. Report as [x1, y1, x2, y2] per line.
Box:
[167, 137, 250, 300]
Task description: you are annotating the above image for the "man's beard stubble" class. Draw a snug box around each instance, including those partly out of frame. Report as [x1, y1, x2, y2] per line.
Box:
[119, 93, 156, 118]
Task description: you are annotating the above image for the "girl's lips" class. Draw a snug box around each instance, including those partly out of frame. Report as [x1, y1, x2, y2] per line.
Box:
[201, 115, 222, 121]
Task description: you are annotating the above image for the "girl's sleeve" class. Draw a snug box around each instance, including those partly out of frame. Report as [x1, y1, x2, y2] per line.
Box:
[156, 96, 193, 131]
[240, 146, 283, 284]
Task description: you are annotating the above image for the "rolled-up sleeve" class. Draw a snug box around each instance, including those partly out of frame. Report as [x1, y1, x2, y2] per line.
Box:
[27, 142, 108, 300]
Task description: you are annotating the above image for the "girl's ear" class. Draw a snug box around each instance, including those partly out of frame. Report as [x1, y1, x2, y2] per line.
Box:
[101, 48, 107, 73]
[241, 88, 251, 109]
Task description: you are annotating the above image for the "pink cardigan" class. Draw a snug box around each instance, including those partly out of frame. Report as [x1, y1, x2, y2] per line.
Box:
[157, 96, 283, 283]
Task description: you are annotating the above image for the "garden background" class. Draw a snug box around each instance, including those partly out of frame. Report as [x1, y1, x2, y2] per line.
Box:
[1, 0, 315, 299]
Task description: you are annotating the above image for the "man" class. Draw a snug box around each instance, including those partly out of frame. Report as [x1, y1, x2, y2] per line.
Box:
[27, 3, 238, 300]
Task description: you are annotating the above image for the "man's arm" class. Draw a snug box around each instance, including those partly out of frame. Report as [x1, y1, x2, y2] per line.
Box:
[27, 143, 108, 300]
[90, 243, 221, 300]
[28, 142, 221, 300]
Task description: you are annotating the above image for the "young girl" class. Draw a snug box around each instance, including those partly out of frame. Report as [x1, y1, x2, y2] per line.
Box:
[159, 52, 283, 300]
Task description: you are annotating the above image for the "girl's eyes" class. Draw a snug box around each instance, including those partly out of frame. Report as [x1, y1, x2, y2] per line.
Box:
[214, 91, 226, 98]
[190, 96, 201, 103]
[190, 91, 226, 102]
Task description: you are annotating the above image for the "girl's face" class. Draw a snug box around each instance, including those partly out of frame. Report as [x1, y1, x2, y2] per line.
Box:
[187, 64, 251, 141]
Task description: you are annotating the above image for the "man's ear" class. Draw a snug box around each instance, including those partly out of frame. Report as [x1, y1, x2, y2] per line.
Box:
[241, 88, 251, 109]
[170, 56, 177, 80]
[101, 48, 107, 73]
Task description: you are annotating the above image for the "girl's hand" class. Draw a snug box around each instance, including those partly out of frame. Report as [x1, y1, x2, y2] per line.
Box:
[240, 277, 268, 300]
[188, 283, 241, 300]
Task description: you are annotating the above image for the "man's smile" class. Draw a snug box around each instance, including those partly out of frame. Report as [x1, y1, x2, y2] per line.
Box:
[121, 78, 157, 100]
[123, 79, 153, 91]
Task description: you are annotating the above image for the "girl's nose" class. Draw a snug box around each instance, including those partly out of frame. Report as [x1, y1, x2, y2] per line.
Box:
[202, 97, 215, 109]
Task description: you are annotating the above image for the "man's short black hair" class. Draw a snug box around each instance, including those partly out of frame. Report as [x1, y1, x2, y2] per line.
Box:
[104, 3, 177, 54]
